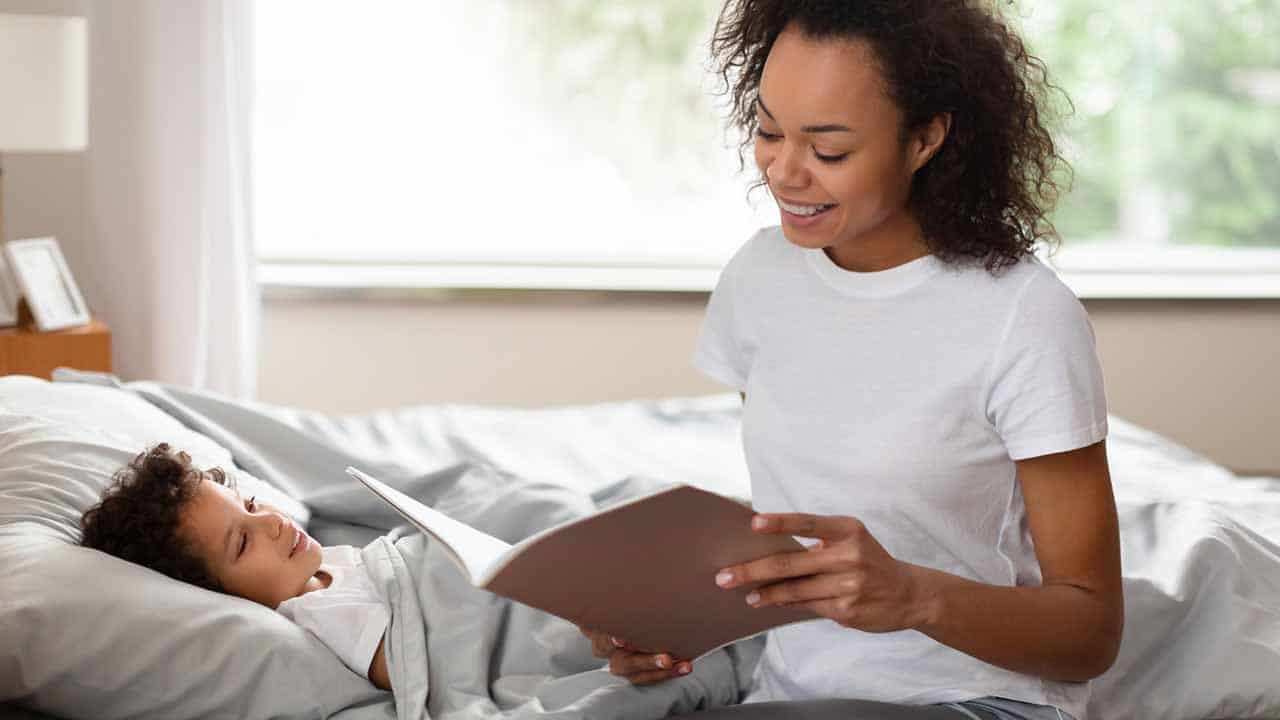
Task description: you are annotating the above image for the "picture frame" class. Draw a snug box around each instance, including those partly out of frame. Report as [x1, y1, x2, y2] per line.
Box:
[3, 237, 91, 332]
[0, 250, 20, 328]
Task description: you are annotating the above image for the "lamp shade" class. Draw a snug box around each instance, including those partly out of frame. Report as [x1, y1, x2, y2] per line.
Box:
[0, 14, 87, 151]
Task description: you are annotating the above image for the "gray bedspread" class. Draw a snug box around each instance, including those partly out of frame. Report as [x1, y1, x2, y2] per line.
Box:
[360, 469, 754, 720]
[46, 370, 1280, 720]
[54, 371, 759, 720]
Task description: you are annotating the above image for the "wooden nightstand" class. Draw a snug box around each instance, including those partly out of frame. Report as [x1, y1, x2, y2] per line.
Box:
[0, 318, 112, 379]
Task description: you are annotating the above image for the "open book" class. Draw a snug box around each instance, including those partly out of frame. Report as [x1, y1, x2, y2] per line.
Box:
[346, 466, 816, 661]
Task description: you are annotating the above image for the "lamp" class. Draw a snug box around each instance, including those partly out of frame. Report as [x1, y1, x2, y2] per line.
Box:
[0, 13, 88, 243]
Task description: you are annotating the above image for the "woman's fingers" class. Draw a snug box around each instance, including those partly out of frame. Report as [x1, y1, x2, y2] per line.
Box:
[608, 649, 691, 680]
[716, 543, 849, 589]
[580, 625, 691, 684]
[751, 512, 865, 540]
[609, 649, 673, 675]
[579, 627, 620, 659]
[626, 666, 690, 685]
[592, 633, 613, 658]
[716, 514, 877, 589]
[747, 572, 856, 607]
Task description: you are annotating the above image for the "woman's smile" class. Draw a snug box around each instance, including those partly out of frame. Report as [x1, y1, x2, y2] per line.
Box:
[775, 196, 838, 227]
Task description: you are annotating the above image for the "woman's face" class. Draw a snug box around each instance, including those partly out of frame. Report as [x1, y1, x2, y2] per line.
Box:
[754, 27, 947, 272]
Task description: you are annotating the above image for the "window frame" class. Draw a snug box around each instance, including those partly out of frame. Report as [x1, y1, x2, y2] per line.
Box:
[258, 245, 1280, 299]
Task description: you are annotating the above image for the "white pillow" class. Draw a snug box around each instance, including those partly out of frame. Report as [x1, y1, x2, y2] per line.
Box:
[0, 377, 385, 719]
[0, 375, 307, 530]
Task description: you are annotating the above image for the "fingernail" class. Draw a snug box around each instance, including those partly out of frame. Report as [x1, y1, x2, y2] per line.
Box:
[611, 636, 624, 648]
[677, 663, 691, 675]
[745, 591, 760, 606]
[752, 516, 768, 530]
[715, 571, 734, 587]
[656, 655, 671, 669]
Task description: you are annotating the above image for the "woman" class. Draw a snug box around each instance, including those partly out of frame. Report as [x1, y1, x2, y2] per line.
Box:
[582, 1, 1123, 719]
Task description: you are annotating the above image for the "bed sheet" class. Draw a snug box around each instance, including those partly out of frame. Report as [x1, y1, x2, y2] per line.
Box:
[270, 394, 1280, 720]
[9, 371, 1280, 719]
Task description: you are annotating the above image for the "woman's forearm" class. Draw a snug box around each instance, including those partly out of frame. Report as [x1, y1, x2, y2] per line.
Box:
[909, 564, 1123, 682]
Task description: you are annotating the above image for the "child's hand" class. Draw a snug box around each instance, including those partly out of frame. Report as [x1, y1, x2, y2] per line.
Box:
[577, 626, 692, 685]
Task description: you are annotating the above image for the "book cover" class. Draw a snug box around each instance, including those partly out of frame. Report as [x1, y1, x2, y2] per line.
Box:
[347, 466, 817, 661]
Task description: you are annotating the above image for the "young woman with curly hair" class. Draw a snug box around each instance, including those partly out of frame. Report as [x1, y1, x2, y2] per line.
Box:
[583, 2, 1122, 718]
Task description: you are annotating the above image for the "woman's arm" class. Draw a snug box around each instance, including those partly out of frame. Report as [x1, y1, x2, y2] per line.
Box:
[910, 441, 1123, 680]
[716, 440, 1124, 682]
[368, 634, 392, 691]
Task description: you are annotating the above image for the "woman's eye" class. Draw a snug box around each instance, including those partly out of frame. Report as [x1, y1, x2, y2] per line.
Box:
[244, 495, 257, 512]
[754, 128, 781, 141]
[814, 149, 850, 163]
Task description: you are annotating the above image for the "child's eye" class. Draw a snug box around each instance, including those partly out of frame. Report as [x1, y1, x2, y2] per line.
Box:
[244, 495, 257, 512]
[238, 532, 247, 558]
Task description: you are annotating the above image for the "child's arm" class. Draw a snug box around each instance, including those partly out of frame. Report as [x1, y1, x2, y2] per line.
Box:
[368, 633, 391, 691]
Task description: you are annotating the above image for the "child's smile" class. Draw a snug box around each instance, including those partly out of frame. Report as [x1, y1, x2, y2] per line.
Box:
[180, 476, 328, 608]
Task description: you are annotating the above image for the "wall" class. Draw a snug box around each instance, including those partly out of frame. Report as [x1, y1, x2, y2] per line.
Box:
[257, 293, 1280, 474]
[3, 0, 1278, 474]
[0, 1, 92, 305]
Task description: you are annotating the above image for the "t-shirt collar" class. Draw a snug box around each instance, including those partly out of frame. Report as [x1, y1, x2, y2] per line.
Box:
[804, 246, 943, 298]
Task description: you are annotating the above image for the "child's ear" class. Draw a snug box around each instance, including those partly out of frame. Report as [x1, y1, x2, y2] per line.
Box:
[210, 466, 229, 486]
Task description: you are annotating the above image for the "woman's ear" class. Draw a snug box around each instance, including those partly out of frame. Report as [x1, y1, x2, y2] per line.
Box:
[909, 112, 952, 173]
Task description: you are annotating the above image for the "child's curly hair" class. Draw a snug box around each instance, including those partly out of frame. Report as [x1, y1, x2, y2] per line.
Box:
[80, 443, 229, 592]
[711, 0, 1069, 272]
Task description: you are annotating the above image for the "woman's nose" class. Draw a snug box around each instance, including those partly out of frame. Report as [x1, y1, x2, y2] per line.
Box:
[767, 142, 807, 188]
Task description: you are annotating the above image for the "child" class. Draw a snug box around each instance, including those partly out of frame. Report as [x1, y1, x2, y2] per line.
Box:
[80, 443, 393, 691]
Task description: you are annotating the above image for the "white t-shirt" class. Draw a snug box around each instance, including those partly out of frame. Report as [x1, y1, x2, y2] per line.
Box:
[693, 227, 1107, 720]
[277, 544, 390, 681]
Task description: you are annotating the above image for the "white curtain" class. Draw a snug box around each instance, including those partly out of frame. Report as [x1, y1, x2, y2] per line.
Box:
[84, 0, 257, 399]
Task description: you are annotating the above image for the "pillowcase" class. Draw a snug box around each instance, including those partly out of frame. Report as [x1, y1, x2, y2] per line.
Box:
[0, 376, 386, 719]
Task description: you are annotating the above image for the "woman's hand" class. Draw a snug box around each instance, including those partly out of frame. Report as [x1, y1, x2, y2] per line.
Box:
[715, 513, 935, 633]
[578, 626, 692, 685]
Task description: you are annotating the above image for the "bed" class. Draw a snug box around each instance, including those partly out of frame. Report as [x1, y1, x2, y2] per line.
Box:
[1, 370, 1278, 720]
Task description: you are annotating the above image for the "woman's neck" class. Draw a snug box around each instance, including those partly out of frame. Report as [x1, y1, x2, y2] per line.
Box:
[825, 210, 930, 272]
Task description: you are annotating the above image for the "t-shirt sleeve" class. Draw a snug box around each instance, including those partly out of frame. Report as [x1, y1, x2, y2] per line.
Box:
[693, 239, 756, 391]
[984, 269, 1108, 461]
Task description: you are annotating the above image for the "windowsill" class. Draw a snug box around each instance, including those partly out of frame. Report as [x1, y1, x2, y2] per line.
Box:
[258, 263, 724, 294]
[258, 248, 1280, 300]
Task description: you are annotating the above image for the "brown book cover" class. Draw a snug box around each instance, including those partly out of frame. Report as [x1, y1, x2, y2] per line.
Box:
[347, 466, 817, 661]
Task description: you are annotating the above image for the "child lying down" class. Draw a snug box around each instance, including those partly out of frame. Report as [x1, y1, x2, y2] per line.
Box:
[78, 444, 749, 720]
[79, 443, 394, 691]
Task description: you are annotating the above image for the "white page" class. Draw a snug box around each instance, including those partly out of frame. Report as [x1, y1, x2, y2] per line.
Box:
[346, 467, 512, 584]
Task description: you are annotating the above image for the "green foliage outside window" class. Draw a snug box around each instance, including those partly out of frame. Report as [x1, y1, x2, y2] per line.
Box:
[506, 0, 1279, 248]
[1016, 0, 1280, 247]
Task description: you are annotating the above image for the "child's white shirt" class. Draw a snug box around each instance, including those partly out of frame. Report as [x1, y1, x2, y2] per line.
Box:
[694, 227, 1107, 720]
[277, 544, 389, 680]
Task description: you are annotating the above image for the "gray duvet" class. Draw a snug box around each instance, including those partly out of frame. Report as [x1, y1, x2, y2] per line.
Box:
[358, 470, 756, 720]
[57, 372, 758, 720]
[39, 370, 1280, 720]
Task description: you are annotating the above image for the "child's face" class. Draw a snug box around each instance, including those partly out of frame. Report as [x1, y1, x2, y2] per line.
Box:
[179, 475, 324, 608]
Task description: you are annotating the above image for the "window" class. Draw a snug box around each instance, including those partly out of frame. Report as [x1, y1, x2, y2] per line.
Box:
[254, 1, 1280, 295]
[253, 0, 769, 288]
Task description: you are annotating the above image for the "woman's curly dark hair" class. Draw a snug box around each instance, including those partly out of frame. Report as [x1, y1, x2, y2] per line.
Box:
[711, 0, 1069, 271]
[80, 443, 230, 593]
